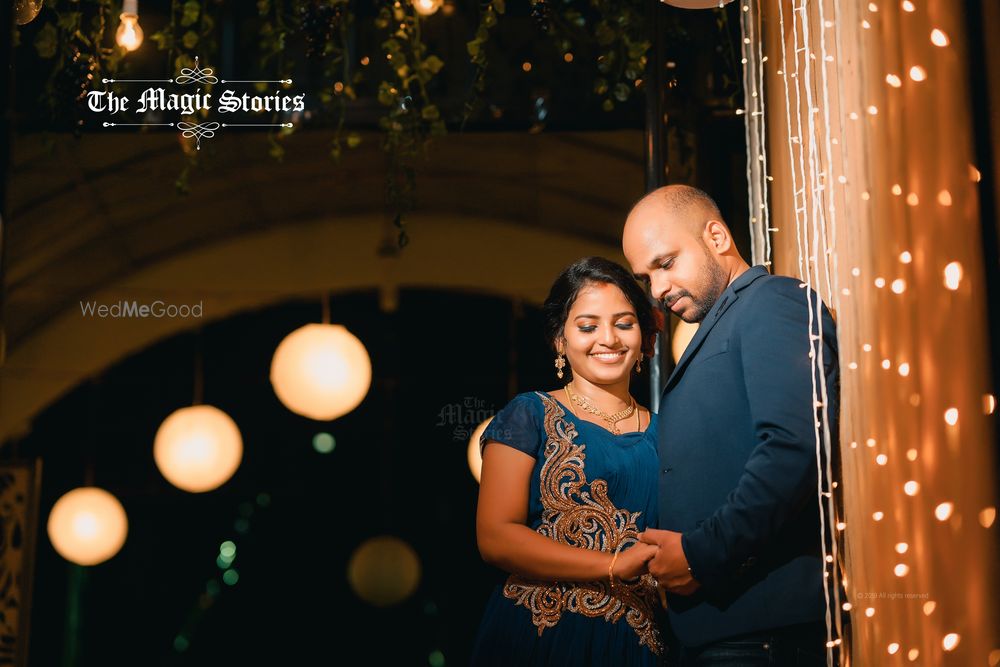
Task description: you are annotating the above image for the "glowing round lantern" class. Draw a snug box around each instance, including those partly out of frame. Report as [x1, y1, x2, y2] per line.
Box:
[154, 405, 243, 492]
[270, 324, 372, 421]
[348, 535, 421, 607]
[671, 320, 699, 362]
[47, 487, 128, 566]
[467, 417, 494, 483]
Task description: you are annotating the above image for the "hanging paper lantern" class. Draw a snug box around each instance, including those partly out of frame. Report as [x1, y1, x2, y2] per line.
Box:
[347, 535, 422, 607]
[671, 320, 699, 362]
[467, 417, 493, 484]
[663, 0, 734, 8]
[154, 405, 243, 493]
[47, 487, 128, 566]
[14, 0, 43, 25]
[270, 324, 372, 421]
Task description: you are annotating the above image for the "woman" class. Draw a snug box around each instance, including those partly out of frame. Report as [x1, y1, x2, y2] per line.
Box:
[471, 256, 665, 666]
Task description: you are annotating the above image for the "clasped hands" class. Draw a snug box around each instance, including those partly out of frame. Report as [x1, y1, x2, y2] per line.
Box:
[620, 528, 700, 596]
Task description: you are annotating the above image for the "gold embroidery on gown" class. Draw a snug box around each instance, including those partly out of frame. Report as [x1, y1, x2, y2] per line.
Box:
[502, 393, 663, 655]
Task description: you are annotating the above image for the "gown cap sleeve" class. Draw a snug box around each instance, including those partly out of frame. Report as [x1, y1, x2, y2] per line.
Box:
[479, 393, 542, 459]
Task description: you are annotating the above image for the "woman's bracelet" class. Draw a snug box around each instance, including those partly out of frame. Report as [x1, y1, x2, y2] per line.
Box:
[608, 549, 621, 589]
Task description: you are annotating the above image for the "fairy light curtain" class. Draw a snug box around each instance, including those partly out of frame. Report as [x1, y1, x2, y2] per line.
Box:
[736, 0, 999, 664]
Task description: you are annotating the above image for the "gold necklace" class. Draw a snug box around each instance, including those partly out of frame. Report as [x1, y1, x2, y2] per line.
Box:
[564, 382, 635, 435]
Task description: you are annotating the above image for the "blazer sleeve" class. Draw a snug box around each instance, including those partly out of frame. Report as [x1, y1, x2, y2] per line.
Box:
[681, 280, 838, 590]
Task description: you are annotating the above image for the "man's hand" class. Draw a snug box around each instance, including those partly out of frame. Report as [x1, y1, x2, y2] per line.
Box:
[637, 528, 701, 595]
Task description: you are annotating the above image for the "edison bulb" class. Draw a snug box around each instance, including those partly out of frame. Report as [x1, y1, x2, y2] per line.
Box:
[412, 0, 443, 15]
[116, 13, 144, 51]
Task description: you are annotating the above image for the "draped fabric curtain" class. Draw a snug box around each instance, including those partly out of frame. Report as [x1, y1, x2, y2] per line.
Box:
[738, 0, 999, 663]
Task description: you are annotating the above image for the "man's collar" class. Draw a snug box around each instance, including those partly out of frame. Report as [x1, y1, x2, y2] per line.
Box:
[729, 264, 769, 294]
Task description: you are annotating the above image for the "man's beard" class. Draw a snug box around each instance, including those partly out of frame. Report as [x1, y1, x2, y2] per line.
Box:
[661, 252, 729, 323]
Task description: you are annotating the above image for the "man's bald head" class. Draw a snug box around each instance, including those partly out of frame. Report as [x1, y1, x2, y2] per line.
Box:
[622, 184, 749, 323]
[626, 184, 726, 242]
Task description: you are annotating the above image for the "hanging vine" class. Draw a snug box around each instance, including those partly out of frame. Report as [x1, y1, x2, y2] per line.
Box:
[33, 0, 124, 134]
[373, 1, 446, 247]
[15, 0, 732, 247]
[149, 0, 221, 192]
[463, 0, 504, 126]
[530, 0, 650, 112]
[304, 0, 360, 163]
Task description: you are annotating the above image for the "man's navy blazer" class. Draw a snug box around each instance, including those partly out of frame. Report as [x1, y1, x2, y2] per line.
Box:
[657, 265, 839, 647]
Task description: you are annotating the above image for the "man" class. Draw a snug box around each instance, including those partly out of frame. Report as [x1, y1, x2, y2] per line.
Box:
[622, 185, 839, 665]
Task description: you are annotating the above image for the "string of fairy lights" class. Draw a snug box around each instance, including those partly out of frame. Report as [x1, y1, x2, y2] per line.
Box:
[772, 0, 842, 661]
[739, 0, 772, 269]
[840, 2, 996, 662]
[737, 0, 998, 664]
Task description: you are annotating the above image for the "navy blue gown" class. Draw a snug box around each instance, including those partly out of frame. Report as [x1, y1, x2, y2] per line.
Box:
[471, 391, 663, 666]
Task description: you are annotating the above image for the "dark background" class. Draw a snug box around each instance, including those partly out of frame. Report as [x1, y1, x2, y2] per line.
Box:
[24, 289, 649, 665]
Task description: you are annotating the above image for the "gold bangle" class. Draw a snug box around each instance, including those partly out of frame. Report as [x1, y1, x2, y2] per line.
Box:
[609, 550, 621, 589]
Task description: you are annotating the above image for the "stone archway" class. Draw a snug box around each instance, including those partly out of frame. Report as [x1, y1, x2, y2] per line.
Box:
[0, 213, 626, 440]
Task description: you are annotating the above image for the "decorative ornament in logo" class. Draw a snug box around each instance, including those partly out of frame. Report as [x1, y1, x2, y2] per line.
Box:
[88, 57, 305, 150]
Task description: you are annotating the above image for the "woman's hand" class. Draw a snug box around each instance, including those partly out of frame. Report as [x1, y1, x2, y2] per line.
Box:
[612, 542, 659, 581]
[479, 441, 627, 582]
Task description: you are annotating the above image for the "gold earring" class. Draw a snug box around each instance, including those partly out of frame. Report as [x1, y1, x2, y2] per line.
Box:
[635, 357, 642, 374]
[555, 350, 566, 379]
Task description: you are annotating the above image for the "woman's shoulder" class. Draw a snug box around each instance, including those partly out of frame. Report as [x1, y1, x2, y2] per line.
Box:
[491, 392, 548, 424]
[508, 389, 565, 405]
[495, 390, 567, 421]
[481, 392, 549, 455]
[504, 390, 547, 407]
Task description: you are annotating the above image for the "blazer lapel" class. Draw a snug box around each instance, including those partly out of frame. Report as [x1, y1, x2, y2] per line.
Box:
[663, 295, 737, 393]
[662, 266, 769, 394]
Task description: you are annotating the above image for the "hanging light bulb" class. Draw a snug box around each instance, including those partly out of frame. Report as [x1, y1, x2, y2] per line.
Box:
[270, 324, 372, 421]
[154, 405, 243, 492]
[412, 0, 443, 15]
[47, 487, 128, 566]
[116, 0, 144, 52]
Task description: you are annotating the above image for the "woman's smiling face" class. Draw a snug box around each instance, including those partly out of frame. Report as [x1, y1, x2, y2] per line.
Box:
[558, 281, 642, 386]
